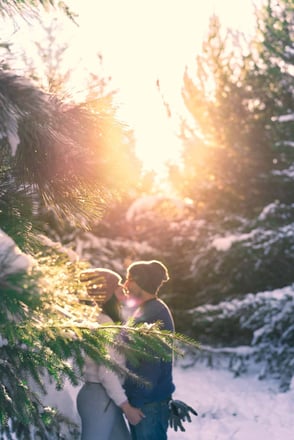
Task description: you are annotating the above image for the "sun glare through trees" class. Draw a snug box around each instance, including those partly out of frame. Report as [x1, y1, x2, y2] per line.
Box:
[48, 0, 260, 187]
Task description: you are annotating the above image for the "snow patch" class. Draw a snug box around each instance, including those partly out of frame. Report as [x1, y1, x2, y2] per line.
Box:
[0, 229, 34, 276]
[212, 231, 256, 252]
[258, 202, 279, 221]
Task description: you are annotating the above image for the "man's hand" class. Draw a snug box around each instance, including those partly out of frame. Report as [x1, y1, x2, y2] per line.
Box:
[168, 399, 198, 432]
[121, 400, 145, 425]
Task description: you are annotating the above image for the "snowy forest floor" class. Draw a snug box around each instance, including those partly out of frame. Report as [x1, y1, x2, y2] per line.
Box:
[169, 359, 294, 440]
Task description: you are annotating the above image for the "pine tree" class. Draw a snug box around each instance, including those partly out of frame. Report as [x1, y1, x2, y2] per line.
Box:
[250, 0, 294, 204]
[171, 1, 294, 216]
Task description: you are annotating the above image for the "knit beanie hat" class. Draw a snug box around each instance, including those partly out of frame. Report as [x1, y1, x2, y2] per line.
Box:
[80, 268, 122, 297]
[127, 260, 169, 294]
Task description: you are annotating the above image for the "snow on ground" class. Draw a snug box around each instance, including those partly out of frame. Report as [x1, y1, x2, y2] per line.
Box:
[46, 359, 294, 440]
[169, 361, 294, 440]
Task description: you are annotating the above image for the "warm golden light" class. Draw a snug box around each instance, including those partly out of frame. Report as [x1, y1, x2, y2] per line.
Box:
[9, 0, 259, 184]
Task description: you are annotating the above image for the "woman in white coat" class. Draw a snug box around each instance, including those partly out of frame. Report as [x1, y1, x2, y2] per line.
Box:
[77, 268, 144, 440]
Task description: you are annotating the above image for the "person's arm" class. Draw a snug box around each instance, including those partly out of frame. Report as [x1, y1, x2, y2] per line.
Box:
[98, 360, 144, 425]
[120, 400, 145, 425]
[97, 314, 144, 424]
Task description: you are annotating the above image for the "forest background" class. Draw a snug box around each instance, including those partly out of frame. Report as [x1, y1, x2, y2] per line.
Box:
[0, 0, 293, 438]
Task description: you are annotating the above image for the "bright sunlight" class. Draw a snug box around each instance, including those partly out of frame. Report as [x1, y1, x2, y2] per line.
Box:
[63, 0, 259, 181]
[7, 0, 260, 183]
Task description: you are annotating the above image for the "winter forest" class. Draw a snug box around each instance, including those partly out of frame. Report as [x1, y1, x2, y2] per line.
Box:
[0, 0, 294, 439]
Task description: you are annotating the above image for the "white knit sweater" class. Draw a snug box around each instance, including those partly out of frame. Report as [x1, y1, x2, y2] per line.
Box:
[83, 313, 127, 407]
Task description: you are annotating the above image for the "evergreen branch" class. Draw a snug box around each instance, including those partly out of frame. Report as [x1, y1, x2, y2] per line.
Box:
[0, 0, 77, 23]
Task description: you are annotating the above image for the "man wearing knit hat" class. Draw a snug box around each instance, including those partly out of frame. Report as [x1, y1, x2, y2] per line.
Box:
[123, 260, 175, 440]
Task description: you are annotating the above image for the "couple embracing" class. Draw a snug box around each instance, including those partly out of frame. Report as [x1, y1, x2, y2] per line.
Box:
[77, 259, 175, 440]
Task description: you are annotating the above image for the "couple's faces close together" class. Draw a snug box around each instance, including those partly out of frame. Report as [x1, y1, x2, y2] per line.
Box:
[88, 272, 143, 307]
[124, 273, 145, 303]
[118, 273, 146, 309]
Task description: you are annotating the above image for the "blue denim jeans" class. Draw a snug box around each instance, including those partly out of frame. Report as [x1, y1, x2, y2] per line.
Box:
[130, 399, 170, 440]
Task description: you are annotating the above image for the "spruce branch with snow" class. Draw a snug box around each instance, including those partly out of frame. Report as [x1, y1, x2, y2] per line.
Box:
[184, 285, 294, 391]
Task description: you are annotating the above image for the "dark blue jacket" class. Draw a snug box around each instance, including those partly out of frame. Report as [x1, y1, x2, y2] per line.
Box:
[124, 298, 175, 406]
